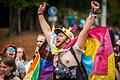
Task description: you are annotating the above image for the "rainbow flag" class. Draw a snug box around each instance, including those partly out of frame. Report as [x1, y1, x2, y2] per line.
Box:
[23, 54, 40, 80]
[84, 27, 115, 80]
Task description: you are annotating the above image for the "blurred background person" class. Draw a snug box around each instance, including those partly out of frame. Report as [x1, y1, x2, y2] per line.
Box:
[67, 9, 77, 34]
[14, 47, 27, 80]
[114, 39, 120, 80]
[35, 34, 46, 56]
[24, 34, 53, 74]
[0, 56, 20, 80]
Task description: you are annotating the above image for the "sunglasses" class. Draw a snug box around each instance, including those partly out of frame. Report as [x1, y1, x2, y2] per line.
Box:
[7, 47, 16, 53]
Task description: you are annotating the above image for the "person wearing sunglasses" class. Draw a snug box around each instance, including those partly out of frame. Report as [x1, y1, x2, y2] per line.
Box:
[2, 44, 17, 59]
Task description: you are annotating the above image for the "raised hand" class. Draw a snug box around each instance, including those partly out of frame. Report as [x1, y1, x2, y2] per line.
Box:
[91, 1, 100, 13]
[38, 2, 46, 15]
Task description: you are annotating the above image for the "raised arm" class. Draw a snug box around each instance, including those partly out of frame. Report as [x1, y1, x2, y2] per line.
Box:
[38, 2, 51, 44]
[76, 1, 100, 50]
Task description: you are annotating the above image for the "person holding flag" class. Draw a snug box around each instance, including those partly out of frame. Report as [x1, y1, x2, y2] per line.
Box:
[37, 0, 115, 80]
[24, 34, 53, 80]
[37, 1, 101, 80]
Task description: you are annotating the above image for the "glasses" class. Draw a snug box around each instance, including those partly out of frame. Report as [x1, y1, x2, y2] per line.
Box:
[7, 47, 16, 53]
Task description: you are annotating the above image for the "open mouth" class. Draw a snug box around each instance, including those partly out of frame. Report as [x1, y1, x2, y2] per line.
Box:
[9, 54, 14, 56]
[56, 38, 60, 43]
[56, 40, 61, 45]
[56, 40, 60, 43]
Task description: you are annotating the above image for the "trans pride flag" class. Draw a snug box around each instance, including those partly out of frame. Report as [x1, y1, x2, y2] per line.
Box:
[84, 27, 115, 80]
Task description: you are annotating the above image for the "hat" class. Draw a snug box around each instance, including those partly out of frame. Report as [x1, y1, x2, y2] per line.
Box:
[54, 27, 74, 40]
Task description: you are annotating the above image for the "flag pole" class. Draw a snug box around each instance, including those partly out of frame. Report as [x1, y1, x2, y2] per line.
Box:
[101, 0, 107, 26]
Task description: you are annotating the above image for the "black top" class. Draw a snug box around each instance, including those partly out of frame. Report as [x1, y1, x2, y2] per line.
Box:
[4, 74, 15, 80]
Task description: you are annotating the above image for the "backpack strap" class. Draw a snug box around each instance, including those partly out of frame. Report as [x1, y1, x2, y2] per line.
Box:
[70, 48, 80, 66]
[70, 47, 88, 80]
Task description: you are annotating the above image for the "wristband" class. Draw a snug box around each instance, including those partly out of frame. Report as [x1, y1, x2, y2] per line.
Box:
[38, 13, 43, 16]
[89, 11, 97, 18]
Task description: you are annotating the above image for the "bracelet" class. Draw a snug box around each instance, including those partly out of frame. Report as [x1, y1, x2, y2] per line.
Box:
[38, 13, 43, 16]
[89, 11, 97, 18]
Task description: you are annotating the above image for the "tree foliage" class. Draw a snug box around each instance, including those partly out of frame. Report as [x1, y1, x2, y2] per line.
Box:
[108, 0, 120, 28]
[0, 0, 119, 35]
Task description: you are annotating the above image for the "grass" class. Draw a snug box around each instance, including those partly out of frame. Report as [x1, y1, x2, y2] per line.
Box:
[0, 28, 41, 60]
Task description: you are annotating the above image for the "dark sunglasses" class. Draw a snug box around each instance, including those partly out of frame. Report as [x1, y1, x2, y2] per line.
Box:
[7, 47, 16, 52]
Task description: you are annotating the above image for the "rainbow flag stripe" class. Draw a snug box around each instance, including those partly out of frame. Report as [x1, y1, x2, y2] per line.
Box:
[23, 54, 40, 80]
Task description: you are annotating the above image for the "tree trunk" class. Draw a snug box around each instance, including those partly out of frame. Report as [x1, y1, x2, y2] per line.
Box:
[7, 6, 14, 36]
[29, 8, 34, 31]
[7, 6, 19, 36]
[13, 7, 19, 35]
[33, 8, 41, 32]
[23, 8, 33, 31]
[18, 8, 21, 34]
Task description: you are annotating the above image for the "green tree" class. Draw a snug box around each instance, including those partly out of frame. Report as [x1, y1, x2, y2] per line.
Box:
[108, 0, 120, 29]
[0, 0, 119, 36]
[0, 0, 42, 36]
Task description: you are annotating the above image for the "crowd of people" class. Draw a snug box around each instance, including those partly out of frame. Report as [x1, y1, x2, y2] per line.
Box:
[0, 1, 120, 80]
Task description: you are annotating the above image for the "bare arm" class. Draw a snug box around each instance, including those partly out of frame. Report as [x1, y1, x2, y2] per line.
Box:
[76, 1, 100, 50]
[76, 16, 95, 50]
[38, 2, 51, 44]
